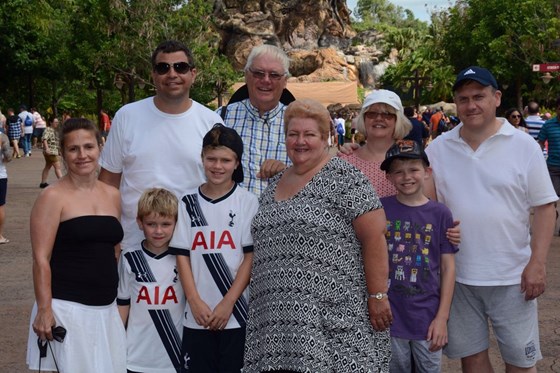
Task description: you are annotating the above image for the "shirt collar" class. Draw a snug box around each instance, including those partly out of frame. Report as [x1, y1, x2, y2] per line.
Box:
[242, 98, 284, 119]
[448, 117, 514, 141]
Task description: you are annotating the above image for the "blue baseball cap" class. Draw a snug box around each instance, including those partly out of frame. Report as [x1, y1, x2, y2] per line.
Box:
[453, 66, 498, 91]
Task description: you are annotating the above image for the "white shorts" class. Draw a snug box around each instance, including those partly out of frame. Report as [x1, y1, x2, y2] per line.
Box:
[444, 283, 541, 368]
[26, 299, 126, 373]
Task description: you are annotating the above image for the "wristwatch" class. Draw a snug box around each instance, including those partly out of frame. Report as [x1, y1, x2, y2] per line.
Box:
[368, 292, 388, 300]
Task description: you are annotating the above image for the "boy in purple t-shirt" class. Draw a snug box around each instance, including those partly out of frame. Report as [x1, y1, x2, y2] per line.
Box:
[380, 140, 458, 372]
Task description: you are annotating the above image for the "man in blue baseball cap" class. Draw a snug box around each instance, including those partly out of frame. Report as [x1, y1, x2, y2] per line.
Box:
[451, 66, 499, 91]
[425, 66, 557, 372]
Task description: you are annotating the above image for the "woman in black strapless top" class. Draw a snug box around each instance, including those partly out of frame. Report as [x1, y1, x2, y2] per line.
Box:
[26, 118, 127, 372]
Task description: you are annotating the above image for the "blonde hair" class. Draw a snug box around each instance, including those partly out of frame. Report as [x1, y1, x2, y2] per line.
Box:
[284, 99, 331, 139]
[356, 103, 412, 140]
[137, 188, 178, 221]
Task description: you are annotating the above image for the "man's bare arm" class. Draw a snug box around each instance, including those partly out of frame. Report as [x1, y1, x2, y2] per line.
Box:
[522, 202, 556, 300]
[99, 167, 122, 189]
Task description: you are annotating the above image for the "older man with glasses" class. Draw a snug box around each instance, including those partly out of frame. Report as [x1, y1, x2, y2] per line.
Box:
[99, 40, 223, 251]
[218, 44, 292, 195]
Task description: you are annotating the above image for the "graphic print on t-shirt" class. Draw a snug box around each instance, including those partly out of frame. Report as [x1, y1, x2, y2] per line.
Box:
[386, 219, 433, 297]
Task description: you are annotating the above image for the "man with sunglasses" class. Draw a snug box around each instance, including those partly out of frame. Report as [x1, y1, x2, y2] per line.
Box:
[218, 44, 291, 195]
[99, 40, 223, 251]
[425, 67, 557, 372]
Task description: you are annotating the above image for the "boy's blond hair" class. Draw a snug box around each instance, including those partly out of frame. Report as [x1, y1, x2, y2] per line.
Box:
[137, 188, 178, 220]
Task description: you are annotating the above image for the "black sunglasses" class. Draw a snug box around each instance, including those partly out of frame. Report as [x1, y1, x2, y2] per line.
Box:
[154, 62, 193, 75]
[52, 326, 66, 343]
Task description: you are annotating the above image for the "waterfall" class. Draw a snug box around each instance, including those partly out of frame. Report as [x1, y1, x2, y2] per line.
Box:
[358, 59, 376, 88]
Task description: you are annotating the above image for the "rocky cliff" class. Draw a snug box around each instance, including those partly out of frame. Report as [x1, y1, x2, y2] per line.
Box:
[213, 0, 395, 87]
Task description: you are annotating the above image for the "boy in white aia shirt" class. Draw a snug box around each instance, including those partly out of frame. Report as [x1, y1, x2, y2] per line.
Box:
[118, 188, 184, 373]
[170, 124, 258, 372]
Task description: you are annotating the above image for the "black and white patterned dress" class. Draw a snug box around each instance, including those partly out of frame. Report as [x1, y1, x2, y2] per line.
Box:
[245, 157, 390, 373]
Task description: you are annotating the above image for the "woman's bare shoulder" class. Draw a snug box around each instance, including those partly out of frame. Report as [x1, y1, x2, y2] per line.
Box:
[98, 180, 120, 199]
[31, 183, 66, 219]
[95, 180, 121, 213]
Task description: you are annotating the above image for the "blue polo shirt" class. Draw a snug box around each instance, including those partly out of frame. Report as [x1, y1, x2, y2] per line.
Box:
[538, 116, 560, 167]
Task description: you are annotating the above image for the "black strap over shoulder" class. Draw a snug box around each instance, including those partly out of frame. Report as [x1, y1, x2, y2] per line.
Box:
[219, 84, 296, 120]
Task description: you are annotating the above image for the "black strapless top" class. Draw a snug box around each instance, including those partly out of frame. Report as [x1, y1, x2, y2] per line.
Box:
[50, 216, 124, 306]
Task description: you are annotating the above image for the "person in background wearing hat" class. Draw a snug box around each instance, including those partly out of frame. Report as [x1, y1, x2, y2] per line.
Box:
[170, 124, 258, 372]
[425, 66, 557, 372]
[380, 139, 457, 372]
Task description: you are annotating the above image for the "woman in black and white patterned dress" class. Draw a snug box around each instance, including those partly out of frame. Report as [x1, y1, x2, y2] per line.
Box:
[245, 99, 391, 373]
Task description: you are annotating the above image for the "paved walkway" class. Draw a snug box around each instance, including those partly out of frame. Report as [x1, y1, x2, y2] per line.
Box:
[0, 153, 558, 371]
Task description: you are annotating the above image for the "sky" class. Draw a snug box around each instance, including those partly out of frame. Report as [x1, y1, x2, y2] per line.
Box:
[346, 0, 455, 23]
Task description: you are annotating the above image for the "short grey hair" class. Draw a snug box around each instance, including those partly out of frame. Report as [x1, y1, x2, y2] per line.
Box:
[244, 44, 290, 75]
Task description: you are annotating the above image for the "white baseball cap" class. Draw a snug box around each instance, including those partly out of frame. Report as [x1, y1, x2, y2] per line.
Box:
[363, 89, 403, 113]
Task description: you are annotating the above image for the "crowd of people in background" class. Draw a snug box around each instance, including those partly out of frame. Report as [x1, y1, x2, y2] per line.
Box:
[0, 38, 555, 373]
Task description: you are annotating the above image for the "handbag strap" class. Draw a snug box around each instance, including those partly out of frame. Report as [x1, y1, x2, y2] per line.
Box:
[38, 339, 60, 373]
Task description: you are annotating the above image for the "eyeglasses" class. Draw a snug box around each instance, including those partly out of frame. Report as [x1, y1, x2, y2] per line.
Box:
[153, 62, 193, 75]
[247, 68, 286, 81]
[509, 115, 521, 119]
[364, 111, 397, 120]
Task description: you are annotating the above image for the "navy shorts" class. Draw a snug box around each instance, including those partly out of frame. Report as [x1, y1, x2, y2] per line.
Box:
[181, 326, 245, 373]
[0, 178, 7, 206]
[33, 128, 45, 138]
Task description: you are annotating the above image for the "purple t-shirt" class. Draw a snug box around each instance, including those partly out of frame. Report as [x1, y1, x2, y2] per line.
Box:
[381, 196, 458, 340]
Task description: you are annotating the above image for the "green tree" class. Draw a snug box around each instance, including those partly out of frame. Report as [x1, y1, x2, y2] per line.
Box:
[0, 0, 240, 118]
[355, 0, 408, 27]
[352, 0, 444, 105]
[0, 0, 58, 109]
[382, 46, 455, 107]
[441, 0, 560, 108]
[172, 0, 239, 106]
